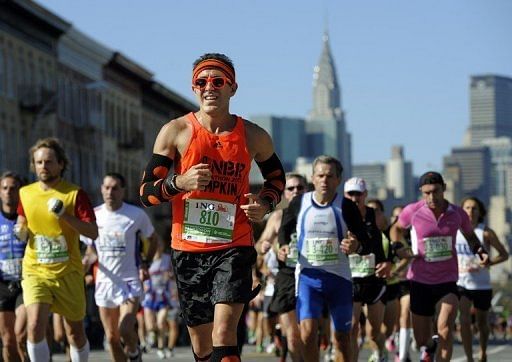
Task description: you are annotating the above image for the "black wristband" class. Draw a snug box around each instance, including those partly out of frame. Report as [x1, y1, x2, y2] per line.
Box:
[170, 174, 185, 192]
[163, 174, 184, 196]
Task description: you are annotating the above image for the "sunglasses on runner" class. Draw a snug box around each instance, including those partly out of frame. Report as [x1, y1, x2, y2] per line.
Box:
[193, 76, 232, 90]
[347, 191, 363, 196]
[286, 185, 305, 192]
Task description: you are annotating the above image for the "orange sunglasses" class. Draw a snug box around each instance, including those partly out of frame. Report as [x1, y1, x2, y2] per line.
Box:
[192, 75, 232, 90]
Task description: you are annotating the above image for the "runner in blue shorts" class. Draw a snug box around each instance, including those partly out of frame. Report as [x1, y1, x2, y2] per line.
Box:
[280, 155, 366, 362]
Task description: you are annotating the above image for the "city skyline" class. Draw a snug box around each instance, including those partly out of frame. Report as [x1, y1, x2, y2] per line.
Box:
[38, 0, 512, 175]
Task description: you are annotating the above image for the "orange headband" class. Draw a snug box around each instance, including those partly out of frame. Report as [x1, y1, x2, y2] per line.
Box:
[192, 59, 236, 84]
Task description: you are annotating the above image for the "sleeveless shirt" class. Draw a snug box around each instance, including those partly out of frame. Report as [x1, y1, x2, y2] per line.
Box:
[171, 112, 253, 252]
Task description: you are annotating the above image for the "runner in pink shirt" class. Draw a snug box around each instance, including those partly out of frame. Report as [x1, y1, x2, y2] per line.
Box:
[392, 171, 489, 362]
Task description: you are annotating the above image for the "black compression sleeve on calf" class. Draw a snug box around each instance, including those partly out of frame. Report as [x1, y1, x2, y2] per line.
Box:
[211, 346, 240, 362]
[256, 152, 285, 209]
[139, 153, 175, 207]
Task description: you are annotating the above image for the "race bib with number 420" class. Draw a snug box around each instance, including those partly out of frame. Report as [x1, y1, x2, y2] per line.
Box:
[305, 237, 340, 266]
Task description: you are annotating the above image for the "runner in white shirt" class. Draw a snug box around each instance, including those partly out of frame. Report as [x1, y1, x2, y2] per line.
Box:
[84, 173, 158, 362]
[456, 196, 508, 362]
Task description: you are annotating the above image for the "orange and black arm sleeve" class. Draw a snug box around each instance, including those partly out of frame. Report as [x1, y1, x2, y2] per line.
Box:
[256, 153, 286, 211]
[140, 154, 182, 207]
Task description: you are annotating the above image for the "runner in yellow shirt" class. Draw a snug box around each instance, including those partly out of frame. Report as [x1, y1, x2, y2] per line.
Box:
[17, 138, 98, 362]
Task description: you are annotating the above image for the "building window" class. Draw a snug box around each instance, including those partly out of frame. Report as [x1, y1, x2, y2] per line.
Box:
[6, 51, 15, 98]
[0, 128, 5, 170]
[0, 47, 4, 96]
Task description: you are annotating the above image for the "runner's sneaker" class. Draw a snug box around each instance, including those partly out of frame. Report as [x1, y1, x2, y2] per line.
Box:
[319, 333, 329, 351]
[265, 342, 276, 354]
[156, 349, 166, 359]
[140, 342, 149, 354]
[419, 346, 432, 362]
[386, 336, 397, 353]
[369, 350, 389, 362]
[323, 344, 334, 362]
[164, 348, 173, 358]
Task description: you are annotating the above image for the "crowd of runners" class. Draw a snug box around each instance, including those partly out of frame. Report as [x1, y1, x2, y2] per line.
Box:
[0, 52, 509, 362]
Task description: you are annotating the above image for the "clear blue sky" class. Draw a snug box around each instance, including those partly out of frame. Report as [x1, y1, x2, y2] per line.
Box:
[39, 0, 512, 175]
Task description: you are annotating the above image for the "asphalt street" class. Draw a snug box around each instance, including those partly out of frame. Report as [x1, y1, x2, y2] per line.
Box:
[50, 340, 512, 361]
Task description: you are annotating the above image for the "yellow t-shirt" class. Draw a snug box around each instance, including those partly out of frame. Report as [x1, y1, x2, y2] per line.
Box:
[20, 180, 83, 279]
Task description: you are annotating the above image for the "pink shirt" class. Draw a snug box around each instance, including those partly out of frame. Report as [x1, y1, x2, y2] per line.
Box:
[399, 200, 473, 285]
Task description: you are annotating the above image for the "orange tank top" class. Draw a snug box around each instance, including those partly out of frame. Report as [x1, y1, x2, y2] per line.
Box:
[171, 112, 253, 252]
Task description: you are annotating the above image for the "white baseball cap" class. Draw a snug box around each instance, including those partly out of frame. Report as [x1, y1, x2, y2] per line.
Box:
[344, 177, 367, 193]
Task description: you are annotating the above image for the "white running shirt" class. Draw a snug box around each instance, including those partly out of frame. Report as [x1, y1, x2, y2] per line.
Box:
[456, 224, 490, 290]
[87, 202, 155, 284]
[296, 192, 351, 281]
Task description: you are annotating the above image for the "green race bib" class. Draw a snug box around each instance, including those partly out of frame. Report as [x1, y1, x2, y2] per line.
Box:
[183, 199, 236, 243]
[424, 236, 452, 262]
[349, 253, 375, 278]
[305, 238, 339, 266]
[34, 234, 69, 264]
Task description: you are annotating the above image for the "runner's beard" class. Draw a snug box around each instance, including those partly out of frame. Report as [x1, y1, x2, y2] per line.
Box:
[38, 173, 60, 183]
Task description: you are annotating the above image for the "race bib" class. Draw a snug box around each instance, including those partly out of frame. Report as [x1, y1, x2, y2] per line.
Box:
[34, 234, 69, 264]
[349, 253, 376, 278]
[98, 231, 126, 257]
[305, 238, 339, 266]
[424, 236, 452, 262]
[0, 258, 22, 280]
[183, 199, 236, 243]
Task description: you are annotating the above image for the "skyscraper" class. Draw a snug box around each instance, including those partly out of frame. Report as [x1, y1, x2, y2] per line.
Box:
[307, 31, 352, 176]
[469, 75, 512, 146]
[386, 145, 414, 201]
[443, 146, 491, 205]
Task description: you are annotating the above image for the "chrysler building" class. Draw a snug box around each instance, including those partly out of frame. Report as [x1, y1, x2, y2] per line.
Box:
[307, 31, 352, 177]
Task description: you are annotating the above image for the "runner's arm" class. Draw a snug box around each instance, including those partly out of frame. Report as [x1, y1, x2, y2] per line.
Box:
[145, 232, 159, 263]
[249, 123, 286, 213]
[389, 222, 415, 260]
[82, 244, 98, 273]
[484, 227, 509, 266]
[59, 190, 98, 240]
[255, 210, 281, 255]
[461, 229, 486, 255]
[341, 197, 366, 253]
[140, 121, 180, 207]
[278, 196, 301, 247]
[391, 257, 411, 276]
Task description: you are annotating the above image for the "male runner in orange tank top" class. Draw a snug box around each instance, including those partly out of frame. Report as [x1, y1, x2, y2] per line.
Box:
[140, 53, 286, 362]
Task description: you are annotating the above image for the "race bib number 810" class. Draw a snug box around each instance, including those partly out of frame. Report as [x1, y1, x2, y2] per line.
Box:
[183, 199, 236, 243]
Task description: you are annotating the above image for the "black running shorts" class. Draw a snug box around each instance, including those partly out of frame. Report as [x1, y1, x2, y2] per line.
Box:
[458, 287, 492, 311]
[268, 268, 296, 315]
[353, 281, 386, 305]
[171, 246, 256, 327]
[410, 281, 459, 316]
[0, 280, 23, 312]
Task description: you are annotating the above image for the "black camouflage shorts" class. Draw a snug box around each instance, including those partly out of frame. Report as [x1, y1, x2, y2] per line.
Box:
[170, 246, 257, 327]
